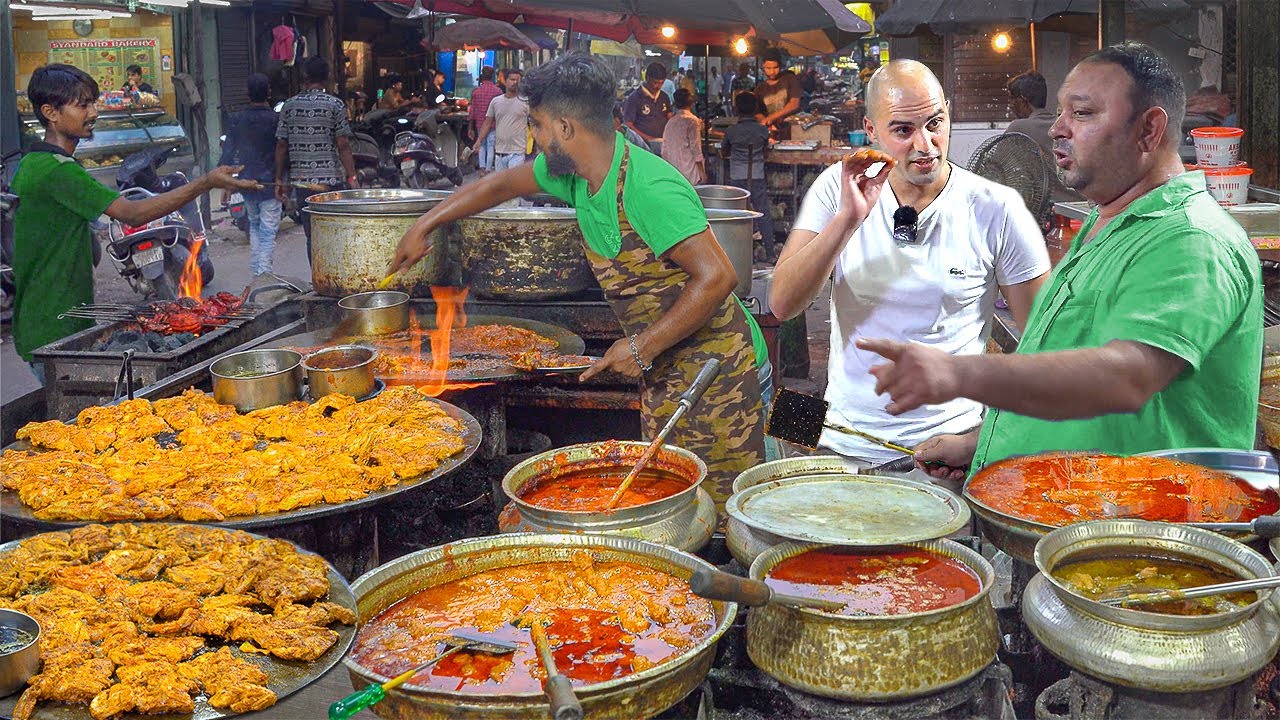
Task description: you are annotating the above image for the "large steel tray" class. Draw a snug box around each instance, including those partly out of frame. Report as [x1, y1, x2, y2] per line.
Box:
[266, 314, 585, 383]
[0, 525, 357, 720]
[0, 395, 482, 532]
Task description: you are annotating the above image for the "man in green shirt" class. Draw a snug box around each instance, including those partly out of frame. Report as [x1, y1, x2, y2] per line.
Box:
[856, 43, 1262, 480]
[14, 64, 259, 381]
[389, 53, 770, 506]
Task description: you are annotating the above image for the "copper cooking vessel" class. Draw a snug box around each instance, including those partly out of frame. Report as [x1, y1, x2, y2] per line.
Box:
[745, 539, 999, 701]
[342, 533, 737, 719]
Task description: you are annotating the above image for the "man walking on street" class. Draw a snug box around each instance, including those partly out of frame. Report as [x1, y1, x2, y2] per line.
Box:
[622, 62, 672, 155]
[474, 68, 530, 183]
[220, 73, 282, 277]
[275, 55, 356, 260]
[468, 66, 503, 175]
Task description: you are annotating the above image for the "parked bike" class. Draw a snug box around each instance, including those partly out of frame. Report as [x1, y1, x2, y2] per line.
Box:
[109, 145, 214, 300]
[392, 110, 464, 189]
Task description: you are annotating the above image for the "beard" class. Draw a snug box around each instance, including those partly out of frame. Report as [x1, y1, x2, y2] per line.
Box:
[543, 139, 576, 176]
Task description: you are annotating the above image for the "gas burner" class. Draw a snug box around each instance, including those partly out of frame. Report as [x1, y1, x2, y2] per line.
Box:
[1036, 671, 1258, 720]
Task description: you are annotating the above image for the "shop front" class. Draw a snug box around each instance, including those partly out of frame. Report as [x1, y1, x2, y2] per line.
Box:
[11, 9, 193, 182]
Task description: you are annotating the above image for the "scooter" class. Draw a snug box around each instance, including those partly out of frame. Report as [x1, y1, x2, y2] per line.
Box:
[353, 108, 414, 188]
[110, 145, 214, 300]
[392, 110, 464, 189]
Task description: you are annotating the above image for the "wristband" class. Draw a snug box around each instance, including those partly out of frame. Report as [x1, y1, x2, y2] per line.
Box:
[629, 334, 653, 373]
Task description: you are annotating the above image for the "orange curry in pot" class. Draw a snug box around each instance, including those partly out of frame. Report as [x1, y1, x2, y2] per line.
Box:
[350, 552, 716, 693]
[764, 547, 983, 616]
[967, 453, 1280, 526]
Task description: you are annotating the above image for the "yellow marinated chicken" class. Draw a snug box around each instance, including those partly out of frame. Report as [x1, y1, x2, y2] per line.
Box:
[1, 386, 469, 521]
[88, 660, 199, 719]
[179, 646, 276, 712]
[0, 524, 354, 720]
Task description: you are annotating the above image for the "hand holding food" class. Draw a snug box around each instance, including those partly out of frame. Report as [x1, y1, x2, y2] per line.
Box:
[836, 148, 895, 228]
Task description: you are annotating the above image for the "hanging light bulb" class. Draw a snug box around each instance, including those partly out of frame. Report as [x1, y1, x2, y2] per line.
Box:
[660, 25, 676, 39]
[992, 32, 1012, 53]
[734, 37, 749, 55]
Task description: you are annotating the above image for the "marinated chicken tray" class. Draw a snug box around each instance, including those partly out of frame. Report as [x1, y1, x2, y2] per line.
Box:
[764, 547, 982, 616]
[350, 552, 716, 693]
[1, 386, 470, 522]
[0, 523, 355, 720]
[966, 452, 1280, 526]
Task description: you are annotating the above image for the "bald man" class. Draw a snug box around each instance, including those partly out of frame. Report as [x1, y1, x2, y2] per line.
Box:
[769, 60, 1050, 471]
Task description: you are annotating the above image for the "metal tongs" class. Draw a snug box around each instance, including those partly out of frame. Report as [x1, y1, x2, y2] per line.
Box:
[113, 348, 136, 402]
[1099, 575, 1280, 608]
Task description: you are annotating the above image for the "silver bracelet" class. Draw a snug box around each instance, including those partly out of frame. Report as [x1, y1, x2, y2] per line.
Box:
[629, 334, 653, 373]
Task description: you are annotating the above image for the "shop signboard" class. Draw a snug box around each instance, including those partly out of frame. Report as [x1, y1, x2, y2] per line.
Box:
[48, 38, 160, 95]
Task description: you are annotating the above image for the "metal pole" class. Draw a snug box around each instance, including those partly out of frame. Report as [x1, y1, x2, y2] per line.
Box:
[1030, 21, 1037, 71]
[1100, 0, 1125, 48]
[565, 19, 573, 52]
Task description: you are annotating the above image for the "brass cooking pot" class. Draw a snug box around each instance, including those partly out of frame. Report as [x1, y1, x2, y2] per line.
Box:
[342, 533, 737, 719]
[746, 539, 999, 701]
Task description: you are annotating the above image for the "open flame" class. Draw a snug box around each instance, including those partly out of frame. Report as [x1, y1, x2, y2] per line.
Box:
[416, 285, 489, 397]
[177, 234, 205, 300]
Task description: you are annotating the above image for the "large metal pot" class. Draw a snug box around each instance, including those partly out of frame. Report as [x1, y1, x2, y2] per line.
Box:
[302, 345, 377, 399]
[1023, 519, 1280, 693]
[498, 441, 715, 553]
[726, 456, 867, 566]
[706, 209, 761, 297]
[746, 539, 999, 700]
[457, 207, 597, 301]
[306, 189, 453, 297]
[210, 348, 304, 412]
[695, 185, 752, 210]
[338, 291, 410, 335]
[342, 533, 738, 719]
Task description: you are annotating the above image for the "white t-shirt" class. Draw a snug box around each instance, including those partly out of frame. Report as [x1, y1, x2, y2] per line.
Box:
[792, 163, 1050, 463]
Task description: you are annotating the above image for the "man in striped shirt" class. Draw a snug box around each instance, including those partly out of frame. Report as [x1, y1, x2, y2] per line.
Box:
[468, 66, 504, 175]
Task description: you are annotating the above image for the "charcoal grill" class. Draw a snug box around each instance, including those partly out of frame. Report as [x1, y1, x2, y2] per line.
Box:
[31, 300, 301, 420]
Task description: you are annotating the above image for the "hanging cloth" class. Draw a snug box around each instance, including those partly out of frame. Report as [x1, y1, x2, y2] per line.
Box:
[271, 25, 296, 62]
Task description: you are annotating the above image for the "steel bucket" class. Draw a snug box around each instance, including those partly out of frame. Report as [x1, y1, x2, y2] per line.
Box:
[210, 348, 304, 412]
[695, 185, 752, 211]
[706, 209, 761, 297]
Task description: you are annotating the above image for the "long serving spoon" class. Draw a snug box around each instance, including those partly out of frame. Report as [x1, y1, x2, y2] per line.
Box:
[601, 359, 721, 512]
[1098, 575, 1280, 608]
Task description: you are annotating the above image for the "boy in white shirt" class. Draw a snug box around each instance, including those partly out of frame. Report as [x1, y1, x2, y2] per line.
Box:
[769, 60, 1050, 468]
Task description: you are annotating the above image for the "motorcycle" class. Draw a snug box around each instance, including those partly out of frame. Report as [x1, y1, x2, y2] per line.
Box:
[392, 110, 464, 189]
[109, 145, 214, 300]
[1, 149, 19, 323]
[224, 191, 249, 235]
[352, 107, 414, 188]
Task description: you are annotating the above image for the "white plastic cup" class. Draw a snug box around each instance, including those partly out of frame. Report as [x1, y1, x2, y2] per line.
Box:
[1190, 126, 1244, 167]
[1202, 165, 1253, 207]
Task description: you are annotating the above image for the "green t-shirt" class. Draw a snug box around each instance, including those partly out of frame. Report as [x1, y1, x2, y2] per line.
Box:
[533, 134, 767, 366]
[972, 171, 1262, 471]
[11, 147, 120, 360]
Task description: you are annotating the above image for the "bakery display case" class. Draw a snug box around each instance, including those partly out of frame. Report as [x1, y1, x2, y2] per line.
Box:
[18, 101, 194, 183]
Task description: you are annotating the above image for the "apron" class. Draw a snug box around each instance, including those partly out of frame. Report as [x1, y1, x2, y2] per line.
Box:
[583, 145, 767, 507]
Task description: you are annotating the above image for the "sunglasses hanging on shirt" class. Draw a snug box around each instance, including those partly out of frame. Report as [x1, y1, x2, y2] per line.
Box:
[892, 205, 920, 245]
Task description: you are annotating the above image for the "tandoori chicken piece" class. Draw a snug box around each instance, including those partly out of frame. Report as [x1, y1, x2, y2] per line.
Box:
[179, 646, 277, 713]
[88, 660, 199, 719]
[12, 643, 115, 720]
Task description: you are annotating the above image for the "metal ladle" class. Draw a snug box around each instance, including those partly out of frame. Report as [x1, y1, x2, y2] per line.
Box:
[1099, 575, 1280, 608]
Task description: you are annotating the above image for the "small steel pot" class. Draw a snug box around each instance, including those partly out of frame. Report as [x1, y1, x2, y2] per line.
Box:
[302, 345, 378, 399]
[0, 609, 41, 698]
[695, 185, 752, 210]
[338, 291, 410, 336]
[706, 209, 761, 297]
[210, 348, 304, 412]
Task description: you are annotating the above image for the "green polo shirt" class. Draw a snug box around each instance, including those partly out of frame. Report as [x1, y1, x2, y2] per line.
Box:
[972, 171, 1262, 471]
[11, 145, 120, 361]
[533, 134, 767, 366]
